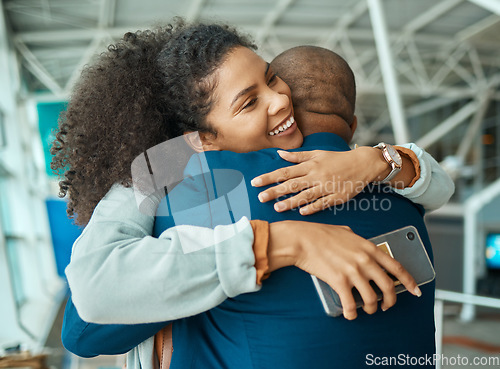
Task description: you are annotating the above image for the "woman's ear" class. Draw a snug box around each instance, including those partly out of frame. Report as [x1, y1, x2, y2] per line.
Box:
[183, 131, 204, 152]
[183, 131, 220, 152]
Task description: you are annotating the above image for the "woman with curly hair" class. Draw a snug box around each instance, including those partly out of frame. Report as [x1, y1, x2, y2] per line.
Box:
[54, 20, 448, 369]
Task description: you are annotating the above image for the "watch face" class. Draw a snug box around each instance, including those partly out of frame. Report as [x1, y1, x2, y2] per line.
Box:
[387, 145, 403, 166]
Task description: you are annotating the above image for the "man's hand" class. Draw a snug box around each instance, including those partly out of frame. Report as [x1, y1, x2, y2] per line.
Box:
[251, 148, 388, 215]
[268, 222, 422, 320]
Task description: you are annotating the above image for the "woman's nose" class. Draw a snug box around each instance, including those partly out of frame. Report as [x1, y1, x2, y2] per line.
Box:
[267, 91, 289, 116]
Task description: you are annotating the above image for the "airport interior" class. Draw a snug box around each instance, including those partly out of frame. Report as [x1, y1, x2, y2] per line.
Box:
[0, 0, 500, 368]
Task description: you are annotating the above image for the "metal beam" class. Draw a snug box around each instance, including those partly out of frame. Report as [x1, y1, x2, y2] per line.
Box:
[461, 177, 500, 321]
[468, 0, 500, 15]
[28, 46, 89, 59]
[406, 39, 429, 85]
[321, 0, 368, 48]
[406, 96, 461, 118]
[186, 0, 205, 22]
[357, 96, 465, 146]
[457, 13, 500, 40]
[360, 83, 480, 98]
[4, 0, 93, 10]
[416, 100, 478, 149]
[367, 0, 409, 143]
[430, 43, 469, 88]
[255, 0, 295, 45]
[404, 0, 464, 34]
[13, 26, 474, 46]
[14, 41, 63, 95]
[64, 37, 103, 93]
[467, 46, 486, 82]
[456, 93, 491, 160]
[7, 6, 96, 29]
[98, 0, 116, 28]
[338, 34, 367, 80]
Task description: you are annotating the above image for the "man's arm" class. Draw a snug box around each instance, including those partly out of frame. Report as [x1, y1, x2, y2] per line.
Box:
[62, 296, 167, 357]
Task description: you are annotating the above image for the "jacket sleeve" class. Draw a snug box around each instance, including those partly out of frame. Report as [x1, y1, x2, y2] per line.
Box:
[65, 184, 260, 325]
[61, 296, 167, 357]
[393, 143, 455, 211]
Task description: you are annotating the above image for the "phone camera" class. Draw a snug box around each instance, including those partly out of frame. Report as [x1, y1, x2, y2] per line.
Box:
[406, 232, 415, 241]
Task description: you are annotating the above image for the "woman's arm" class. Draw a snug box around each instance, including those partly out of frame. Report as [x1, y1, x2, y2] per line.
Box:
[66, 184, 261, 324]
[391, 143, 455, 211]
[251, 144, 454, 214]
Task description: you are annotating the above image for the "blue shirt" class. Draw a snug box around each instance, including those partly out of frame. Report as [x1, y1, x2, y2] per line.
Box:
[63, 133, 435, 368]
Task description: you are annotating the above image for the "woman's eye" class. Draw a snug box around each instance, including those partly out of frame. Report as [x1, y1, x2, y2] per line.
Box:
[267, 73, 278, 85]
[243, 98, 257, 110]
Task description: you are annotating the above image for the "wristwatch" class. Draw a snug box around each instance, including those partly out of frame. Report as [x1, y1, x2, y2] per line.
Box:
[374, 142, 402, 183]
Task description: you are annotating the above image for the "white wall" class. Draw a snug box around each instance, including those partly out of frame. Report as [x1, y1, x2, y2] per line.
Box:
[0, 3, 65, 352]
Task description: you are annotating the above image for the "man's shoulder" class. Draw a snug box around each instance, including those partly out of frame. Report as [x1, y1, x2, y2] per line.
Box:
[201, 132, 350, 168]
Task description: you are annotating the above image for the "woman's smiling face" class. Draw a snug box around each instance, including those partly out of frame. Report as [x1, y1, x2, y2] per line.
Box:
[201, 46, 303, 152]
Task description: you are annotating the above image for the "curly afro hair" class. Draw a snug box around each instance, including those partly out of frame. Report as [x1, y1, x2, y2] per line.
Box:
[51, 19, 255, 225]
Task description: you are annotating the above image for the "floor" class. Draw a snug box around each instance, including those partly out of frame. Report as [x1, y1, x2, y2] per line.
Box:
[439, 310, 500, 368]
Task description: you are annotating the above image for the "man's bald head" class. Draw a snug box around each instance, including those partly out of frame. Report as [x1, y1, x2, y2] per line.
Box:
[271, 46, 356, 141]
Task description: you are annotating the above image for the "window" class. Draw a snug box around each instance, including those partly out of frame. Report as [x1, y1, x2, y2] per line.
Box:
[0, 110, 6, 148]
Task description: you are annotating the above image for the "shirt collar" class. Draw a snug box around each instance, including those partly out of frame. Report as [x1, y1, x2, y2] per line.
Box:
[301, 132, 351, 151]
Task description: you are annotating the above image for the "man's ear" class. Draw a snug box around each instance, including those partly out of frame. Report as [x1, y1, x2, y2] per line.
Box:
[348, 115, 358, 141]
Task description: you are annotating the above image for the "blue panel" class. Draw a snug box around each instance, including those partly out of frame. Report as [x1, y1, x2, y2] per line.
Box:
[45, 198, 82, 278]
[37, 102, 67, 177]
[486, 233, 500, 270]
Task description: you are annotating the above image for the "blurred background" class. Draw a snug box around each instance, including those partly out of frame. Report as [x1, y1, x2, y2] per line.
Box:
[0, 0, 499, 368]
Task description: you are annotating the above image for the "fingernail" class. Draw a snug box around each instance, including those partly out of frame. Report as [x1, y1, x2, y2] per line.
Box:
[382, 305, 388, 312]
[258, 192, 269, 202]
[413, 286, 422, 297]
[277, 150, 288, 157]
[274, 202, 285, 212]
[299, 207, 308, 215]
[251, 177, 262, 186]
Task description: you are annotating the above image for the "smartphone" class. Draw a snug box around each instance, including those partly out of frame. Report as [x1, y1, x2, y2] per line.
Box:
[311, 226, 435, 317]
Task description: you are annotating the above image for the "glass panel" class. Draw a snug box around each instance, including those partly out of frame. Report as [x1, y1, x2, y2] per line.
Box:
[0, 110, 5, 148]
[5, 238, 26, 305]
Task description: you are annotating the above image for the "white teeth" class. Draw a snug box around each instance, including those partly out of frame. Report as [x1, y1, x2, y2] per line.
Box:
[268, 116, 294, 136]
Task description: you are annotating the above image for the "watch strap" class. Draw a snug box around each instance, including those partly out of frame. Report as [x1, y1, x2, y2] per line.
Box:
[374, 143, 402, 183]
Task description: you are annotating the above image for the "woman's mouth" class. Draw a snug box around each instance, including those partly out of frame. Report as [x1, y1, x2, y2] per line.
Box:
[268, 116, 295, 136]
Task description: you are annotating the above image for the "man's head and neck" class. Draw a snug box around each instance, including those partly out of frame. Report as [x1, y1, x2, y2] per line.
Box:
[271, 45, 357, 143]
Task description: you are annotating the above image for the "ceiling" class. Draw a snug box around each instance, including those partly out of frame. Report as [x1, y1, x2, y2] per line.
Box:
[3, 0, 500, 151]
